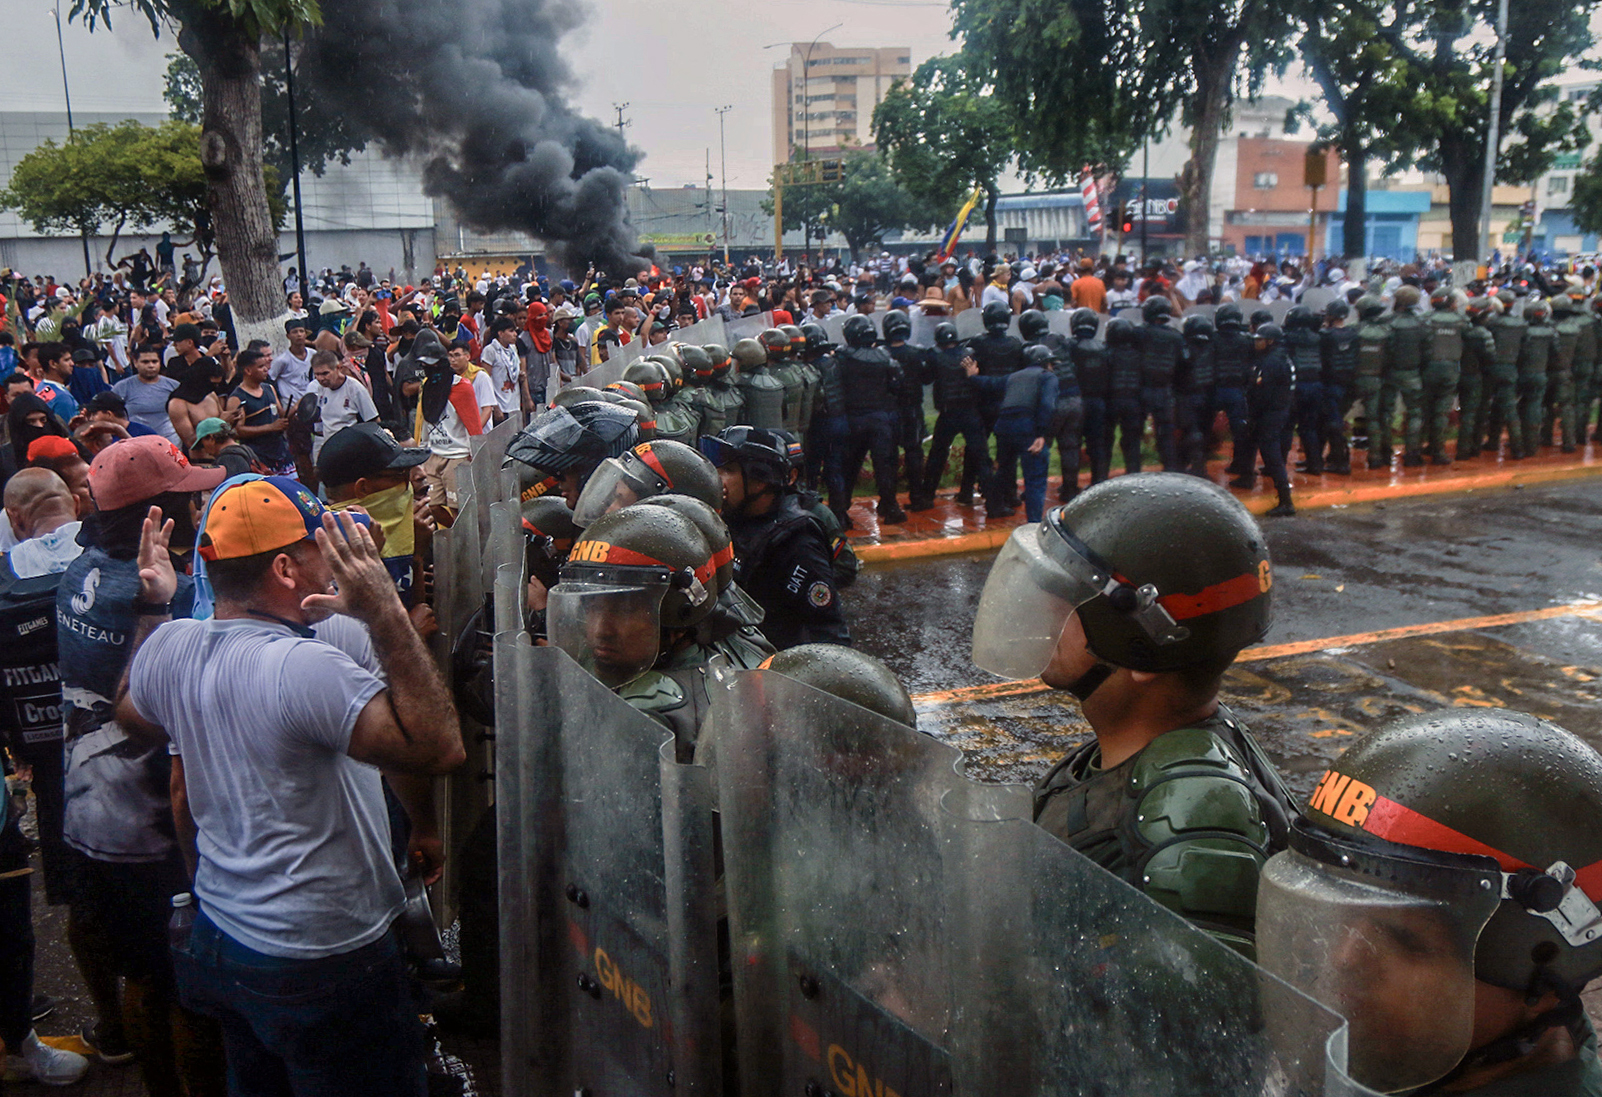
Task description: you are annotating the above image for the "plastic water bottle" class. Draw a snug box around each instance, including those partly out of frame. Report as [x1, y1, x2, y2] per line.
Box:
[168, 892, 195, 953]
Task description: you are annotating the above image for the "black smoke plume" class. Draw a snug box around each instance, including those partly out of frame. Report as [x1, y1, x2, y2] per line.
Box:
[296, 0, 648, 274]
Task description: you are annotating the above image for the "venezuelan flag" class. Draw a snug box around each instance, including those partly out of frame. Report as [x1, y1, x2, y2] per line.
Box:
[935, 186, 985, 261]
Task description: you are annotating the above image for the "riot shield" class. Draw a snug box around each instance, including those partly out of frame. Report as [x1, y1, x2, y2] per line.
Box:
[710, 669, 1381, 1097]
[910, 313, 941, 348]
[822, 313, 848, 346]
[496, 643, 723, 1097]
[673, 316, 725, 347]
[1299, 286, 1336, 314]
[725, 311, 774, 343]
[1046, 310, 1078, 338]
[1265, 298, 1293, 323]
[954, 308, 985, 340]
[469, 413, 522, 550]
[573, 355, 630, 393]
[1183, 303, 1220, 325]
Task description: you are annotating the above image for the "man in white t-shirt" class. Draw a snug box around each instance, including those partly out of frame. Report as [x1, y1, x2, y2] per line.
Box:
[478, 318, 524, 422]
[268, 319, 315, 408]
[307, 349, 378, 462]
[416, 343, 484, 526]
[120, 480, 463, 1096]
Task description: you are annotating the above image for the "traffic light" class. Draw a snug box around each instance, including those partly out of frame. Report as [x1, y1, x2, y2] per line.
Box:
[819, 159, 843, 183]
[1121, 213, 1134, 235]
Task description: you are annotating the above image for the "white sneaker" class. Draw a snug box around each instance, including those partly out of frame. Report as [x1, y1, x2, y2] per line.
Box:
[7, 1029, 90, 1086]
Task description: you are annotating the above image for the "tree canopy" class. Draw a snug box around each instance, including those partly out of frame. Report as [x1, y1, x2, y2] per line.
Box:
[766, 153, 929, 259]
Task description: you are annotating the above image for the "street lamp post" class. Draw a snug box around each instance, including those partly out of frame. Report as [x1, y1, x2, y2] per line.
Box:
[50, 6, 92, 277]
[715, 105, 732, 265]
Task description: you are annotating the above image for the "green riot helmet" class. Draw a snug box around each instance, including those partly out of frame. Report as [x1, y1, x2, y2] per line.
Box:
[971, 472, 1271, 692]
[933, 322, 960, 349]
[881, 309, 913, 342]
[780, 323, 807, 357]
[732, 338, 768, 369]
[1325, 299, 1351, 324]
[1496, 288, 1518, 308]
[622, 360, 673, 405]
[702, 343, 733, 379]
[759, 327, 791, 360]
[1141, 295, 1174, 324]
[1254, 322, 1284, 348]
[520, 494, 580, 591]
[1356, 295, 1386, 322]
[613, 397, 656, 441]
[1284, 304, 1316, 331]
[1430, 287, 1456, 310]
[551, 385, 606, 409]
[1548, 293, 1576, 317]
[1069, 308, 1100, 338]
[800, 323, 833, 357]
[676, 344, 714, 383]
[1181, 315, 1215, 343]
[1018, 309, 1049, 341]
[698, 425, 795, 492]
[759, 644, 917, 728]
[842, 314, 877, 349]
[1525, 298, 1551, 323]
[1393, 284, 1422, 310]
[1215, 303, 1245, 332]
[507, 400, 640, 479]
[1249, 307, 1273, 331]
[1464, 295, 1496, 322]
[1257, 710, 1602, 1094]
[549, 504, 720, 687]
[573, 438, 723, 526]
[646, 352, 685, 392]
[1022, 344, 1055, 368]
[981, 301, 1011, 333]
[1104, 317, 1137, 347]
[636, 492, 737, 596]
[605, 379, 650, 404]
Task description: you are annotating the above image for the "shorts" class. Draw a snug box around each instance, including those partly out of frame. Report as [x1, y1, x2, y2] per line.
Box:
[421, 454, 470, 509]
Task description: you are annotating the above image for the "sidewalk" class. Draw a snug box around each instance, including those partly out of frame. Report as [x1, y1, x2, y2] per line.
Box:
[844, 440, 1602, 562]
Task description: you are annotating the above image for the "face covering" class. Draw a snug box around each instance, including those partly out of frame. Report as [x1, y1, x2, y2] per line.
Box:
[332, 482, 414, 559]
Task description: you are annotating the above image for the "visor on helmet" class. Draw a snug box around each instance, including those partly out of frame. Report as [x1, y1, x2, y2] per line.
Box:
[547, 569, 669, 688]
[1257, 819, 1502, 1093]
[970, 517, 1190, 680]
[572, 452, 672, 527]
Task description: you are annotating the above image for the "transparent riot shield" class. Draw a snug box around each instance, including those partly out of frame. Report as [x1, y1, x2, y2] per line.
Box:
[822, 313, 848, 346]
[954, 308, 986, 340]
[1266, 298, 1294, 323]
[1300, 287, 1337, 314]
[1184, 303, 1220, 325]
[710, 669, 1382, 1097]
[496, 643, 723, 1097]
[572, 355, 629, 393]
[469, 413, 522, 551]
[1046, 310, 1078, 338]
[726, 312, 775, 343]
[910, 313, 941, 348]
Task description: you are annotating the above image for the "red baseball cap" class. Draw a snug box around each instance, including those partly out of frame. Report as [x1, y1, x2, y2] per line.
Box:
[26, 436, 81, 463]
[87, 436, 226, 511]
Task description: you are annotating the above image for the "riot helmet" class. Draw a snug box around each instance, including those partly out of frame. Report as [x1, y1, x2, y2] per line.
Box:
[760, 644, 917, 728]
[1430, 287, 1456, 310]
[933, 322, 960, 349]
[1324, 300, 1351, 323]
[1257, 710, 1602, 1093]
[646, 352, 685, 392]
[1181, 315, 1215, 343]
[1526, 298, 1551, 323]
[676, 344, 714, 381]
[573, 438, 723, 527]
[1018, 309, 1049, 341]
[605, 380, 650, 404]
[1069, 308, 1100, 338]
[732, 338, 768, 370]
[698, 425, 795, 492]
[1464, 295, 1496, 321]
[799, 324, 833, 356]
[1141, 295, 1174, 325]
[636, 493, 739, 598]
[842, 314, 877, 349]
[521, 494, 580, 591]
[1022, 344, 1055, 368]
[1356, 295, 1386, 322]
[780, 323, 807, 356]
[1284, 304, 1316, 331]
[981, 301, 1011, 333]
[759, 327, 791, 359]
[551, 385, 606, 409]
[971, 473, 1271, 692]
[1215, 303, 1245, 332]
[1249, 307, 1273, 331]
[1394, 285, 1422, 310]
[702, 343, 734, 379]
[622, 360, 672, 404]
[548, 505, 720, 688]
[1549, 293, 1575, 317]
[1105, 318, 1137, 347]
[1254, 322, 1285, 348]
[881, 310, 912, 342]
[507, 401, 641, 480]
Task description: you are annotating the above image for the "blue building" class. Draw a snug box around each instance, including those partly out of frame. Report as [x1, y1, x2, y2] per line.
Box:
[1324, 190, 1432, 261]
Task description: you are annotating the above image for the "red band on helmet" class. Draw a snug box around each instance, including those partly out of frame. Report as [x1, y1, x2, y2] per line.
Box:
[636, 444, 673, 486]
[1157, 569, 1264, 620]
[581, 541, 717, 587]
[710, 542, 734, 570]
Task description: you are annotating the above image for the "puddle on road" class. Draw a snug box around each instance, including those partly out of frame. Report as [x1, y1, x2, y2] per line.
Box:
[920, 627, 1602, 801]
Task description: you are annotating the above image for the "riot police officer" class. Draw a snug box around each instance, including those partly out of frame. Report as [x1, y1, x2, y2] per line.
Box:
[761, 327, 806, 435]
[1572, 291, 1600, 443]
[1384, 284, 1429, 466]
[700, 426, 850, 650]
[968, 301, 1025, 506]
[970, 474, 1294, 954]
[967, 343, 1058, 521]
[1319, 300, 1359, 474]
[834, 314, 906, 527]
[1231, 323, 1295, 516]
[1283, 305, 1324, 474]
[1137, 296, 1184, 470]
[700, 342, 747, 432]
[624, 359, 697, 445]
[571, 438, 723, 526]
[917, 322, 988, 511]
[1485, 290, 1527, 457]
[732, 337, 786, 430]
[1458, 295, 1497, 458]
[1020, 309, 1082, 500]
[676, 344, 725, 440]
[507, 399, 641, 509]
[799, 324, 842, 495]
[1548, 294, 1583, 453]
[1214, 304, 1255, 479]
[1105, 318, 1145, 475]
[1179, 314, 1217, 478]
[882, 310, 931, 503]
[1518, 298, 1557, 459]
[1422, 288, 1467, 464]
[1257, 710, 1602, 1095]
[1068, 308, 1112, 490]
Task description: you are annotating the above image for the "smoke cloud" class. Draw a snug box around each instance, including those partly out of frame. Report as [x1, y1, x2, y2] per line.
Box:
[296, 0, 649, 274]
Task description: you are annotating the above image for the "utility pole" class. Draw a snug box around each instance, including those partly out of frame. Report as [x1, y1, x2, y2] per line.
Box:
[1475, 0, 1510, 280]
[283, 29, 308, 305]
[706, 148, 714, 239]
[613, 103, 631, 141]
[1140, 139, 1149, 265]
[716, 105, 732, 265]
[51, 6, 91, 277]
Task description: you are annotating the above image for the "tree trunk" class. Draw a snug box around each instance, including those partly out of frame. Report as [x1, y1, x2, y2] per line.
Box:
[1439, 133, 1484, 263]
[983, 183, 998, 254]
[104, 213, 127, 271]
[175, 5, 283, 349]
[1182, 48, 1235, 255]
[1341, 141, 1368, 262]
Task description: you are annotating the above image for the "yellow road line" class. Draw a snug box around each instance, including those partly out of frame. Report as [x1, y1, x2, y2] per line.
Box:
[912, 600, 1602, 709]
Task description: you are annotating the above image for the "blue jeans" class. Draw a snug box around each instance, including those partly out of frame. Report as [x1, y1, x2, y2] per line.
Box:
[991, 431, 1050, 522]
[174, 911, 427, 1097]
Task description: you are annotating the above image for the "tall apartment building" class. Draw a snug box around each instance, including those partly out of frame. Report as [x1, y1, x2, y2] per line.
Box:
[770, 42, 910, 166]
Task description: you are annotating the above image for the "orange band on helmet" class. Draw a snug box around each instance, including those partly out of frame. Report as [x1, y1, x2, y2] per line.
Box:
[1358, 792, 1602, 903]
[577, 541, 718, 587]
[710, 542, 734, 570]
[1157, 569, 1264, 620]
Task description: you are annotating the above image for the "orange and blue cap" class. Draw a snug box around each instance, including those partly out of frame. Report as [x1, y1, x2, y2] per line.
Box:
[198, 476, 348, 562]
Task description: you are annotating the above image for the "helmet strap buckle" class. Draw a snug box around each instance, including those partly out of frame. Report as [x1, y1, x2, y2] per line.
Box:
[1501, 861, 1602, 948]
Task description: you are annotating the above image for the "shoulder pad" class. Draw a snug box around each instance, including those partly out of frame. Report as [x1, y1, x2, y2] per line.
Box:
[1128, 726, 1248, 793]
[714, 627, 778, 669]
[617, 671, 686, 714]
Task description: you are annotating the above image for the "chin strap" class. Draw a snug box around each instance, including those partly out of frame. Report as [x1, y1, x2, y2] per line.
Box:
[1066, 663, 1114, 702]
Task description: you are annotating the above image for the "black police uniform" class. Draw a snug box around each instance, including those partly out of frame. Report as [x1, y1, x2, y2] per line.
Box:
[1320, 322, 1360, 473]
[834, 343, 904, 524]
[1214, 325, 1255, 476]
[727, 491, 850, 650]
[1137, 321, 1184, 470]
[967, 329, 1025, 501]
[920, 345, 988, 508]
[1107, 335, 1145, 475]
[805, 348, 846, 495]
[1284, 326, 1325, 473]
[1072, 331, 1112, 487]
[1248, 342, 1295, 500]
[886, 340, 932, 500]
[1180, 331, 1217, 477]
